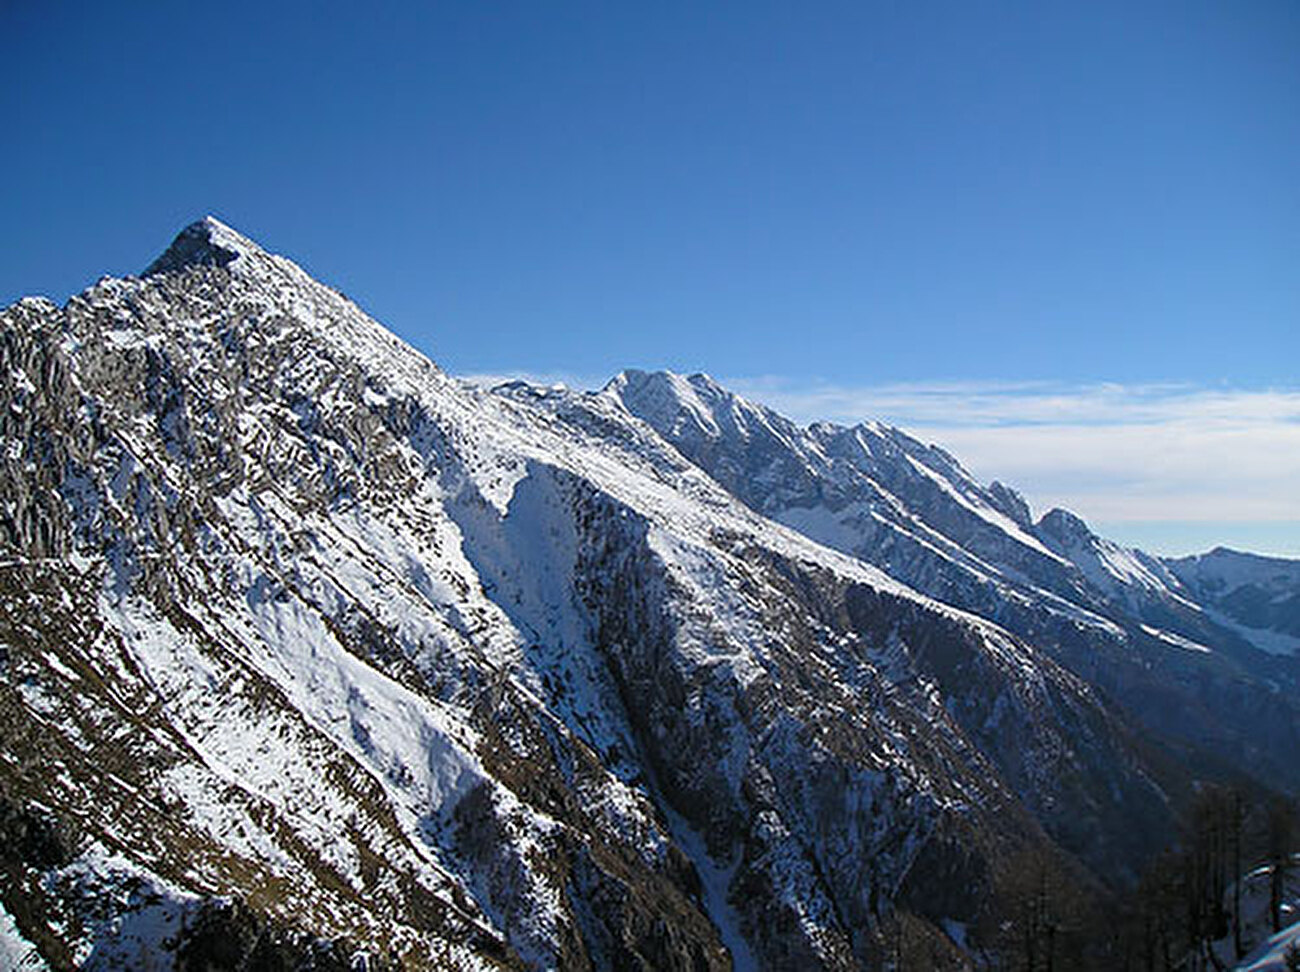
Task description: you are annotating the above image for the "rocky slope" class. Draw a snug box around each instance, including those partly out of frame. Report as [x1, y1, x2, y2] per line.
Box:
[0, 218, 1290, 969]
[607, 369, 1300, 792]
[1166, 548, 1300, 656]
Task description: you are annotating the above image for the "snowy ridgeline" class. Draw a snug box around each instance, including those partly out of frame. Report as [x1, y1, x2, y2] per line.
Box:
[0, 217, 1297, 971]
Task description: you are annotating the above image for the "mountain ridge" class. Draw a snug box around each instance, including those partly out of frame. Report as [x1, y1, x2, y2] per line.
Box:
[0, 218, 1296, 970]
[605, 366, 1298, 648]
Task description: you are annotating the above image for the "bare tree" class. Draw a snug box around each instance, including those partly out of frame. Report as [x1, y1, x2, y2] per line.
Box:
[1266, 797, 1297, 935]
[1231, 789, 1245, 959]
[1283, 940, 1300, 972]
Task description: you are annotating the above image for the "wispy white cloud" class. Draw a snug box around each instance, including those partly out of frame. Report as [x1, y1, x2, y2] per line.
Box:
[724, 377, 1300, 549]
[913, 421, 1300, 520]
[454, 368, 1300, 554]
[723, 376, 1300, 430]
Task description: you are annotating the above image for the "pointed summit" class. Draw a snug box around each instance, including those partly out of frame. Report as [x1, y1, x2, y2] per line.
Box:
[604, 369, 725, 438]
[143, 216, 259, 276]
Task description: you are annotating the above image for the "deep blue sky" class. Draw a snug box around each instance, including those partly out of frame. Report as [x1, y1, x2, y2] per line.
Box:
[4, 1, 1296, 384]
[3, 1, 1298, 552]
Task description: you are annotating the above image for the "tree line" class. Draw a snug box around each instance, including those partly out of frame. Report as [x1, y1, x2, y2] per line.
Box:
[949, 787, 1298, 971]
[1112, 786, 1297, 971]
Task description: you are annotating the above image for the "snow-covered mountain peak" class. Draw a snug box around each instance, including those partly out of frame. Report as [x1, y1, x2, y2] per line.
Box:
[604, 369, 728, 439]
[609, 368, 817, 445]
[1171, 547, 1300, 591]
[1036, 507, 1192, 605]
[987, 480, 1034, 530]
[5, 223, 1300, 969]
[137, 216, 450, 400]
[1164, 548, 1300, 654]
[1037, 507, 1091, 545]
[143, 215, 258, 275]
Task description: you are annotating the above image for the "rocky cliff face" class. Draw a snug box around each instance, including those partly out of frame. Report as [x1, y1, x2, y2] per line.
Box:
[0, 219, 1290, 970]
[608, 369, 1300, 795]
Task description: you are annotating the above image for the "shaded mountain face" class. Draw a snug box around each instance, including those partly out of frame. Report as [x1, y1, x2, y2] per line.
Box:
[1166, 548, 1300, 654]
[0, 219, 1290, 969]
[608, 370, 1300, 793]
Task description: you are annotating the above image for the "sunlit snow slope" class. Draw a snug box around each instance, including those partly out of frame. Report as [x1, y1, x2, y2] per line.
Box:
[0, 219, 1295, 970]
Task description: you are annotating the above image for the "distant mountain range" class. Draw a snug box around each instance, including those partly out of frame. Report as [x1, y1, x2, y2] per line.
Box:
[1, 218, 1296, 970]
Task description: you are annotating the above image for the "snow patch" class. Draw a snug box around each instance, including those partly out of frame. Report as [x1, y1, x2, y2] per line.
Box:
[903, 454, 1068, 564]
[1140, 623, 1212, 654]
[0, 900, 45, 971]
